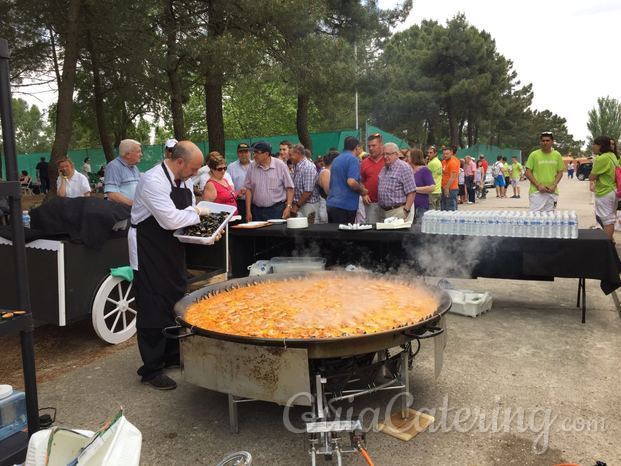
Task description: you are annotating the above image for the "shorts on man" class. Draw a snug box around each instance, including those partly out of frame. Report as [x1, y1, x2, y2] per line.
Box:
[494, 175, 506, 187]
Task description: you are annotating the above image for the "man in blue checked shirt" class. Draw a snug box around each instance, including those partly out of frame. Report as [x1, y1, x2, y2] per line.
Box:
[105, 138, 142, 206]
[290, 143, 320, 224]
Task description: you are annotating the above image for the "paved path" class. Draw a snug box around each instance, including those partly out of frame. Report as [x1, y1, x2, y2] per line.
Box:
[12, 175, 621, 465]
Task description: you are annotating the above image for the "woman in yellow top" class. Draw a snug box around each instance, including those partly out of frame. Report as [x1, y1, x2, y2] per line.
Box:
[589, 135, 619, 240]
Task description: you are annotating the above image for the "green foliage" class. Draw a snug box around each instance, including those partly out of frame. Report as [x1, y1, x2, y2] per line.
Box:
[5, 2, 584, 158]
[9, 98, 52, 153]
[587, 96, 621, 145]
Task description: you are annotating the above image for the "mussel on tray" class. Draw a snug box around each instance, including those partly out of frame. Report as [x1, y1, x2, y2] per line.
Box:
[184, 212, 229, 237]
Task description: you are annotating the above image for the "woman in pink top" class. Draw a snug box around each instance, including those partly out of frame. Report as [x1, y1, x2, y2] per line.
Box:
[202, 152, 238, 214]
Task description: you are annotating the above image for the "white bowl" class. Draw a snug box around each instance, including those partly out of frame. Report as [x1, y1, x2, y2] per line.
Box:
[286, 216, 309, 229]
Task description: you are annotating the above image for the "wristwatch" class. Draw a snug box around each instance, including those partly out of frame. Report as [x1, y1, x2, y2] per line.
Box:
[286, 204, 293, 208]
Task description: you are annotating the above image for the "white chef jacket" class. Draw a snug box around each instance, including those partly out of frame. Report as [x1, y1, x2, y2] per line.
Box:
[129, 162, 200, 270]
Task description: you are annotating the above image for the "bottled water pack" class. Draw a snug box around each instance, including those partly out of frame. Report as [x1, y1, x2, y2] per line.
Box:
[420, 210, 578, 239]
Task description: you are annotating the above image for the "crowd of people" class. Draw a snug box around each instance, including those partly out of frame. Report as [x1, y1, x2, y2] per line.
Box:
[4, 130, 619, 241]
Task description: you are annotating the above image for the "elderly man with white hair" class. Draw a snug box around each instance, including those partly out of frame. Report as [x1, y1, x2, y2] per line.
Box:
[377, 142, 416, 221]
[104, 139, 142, 206]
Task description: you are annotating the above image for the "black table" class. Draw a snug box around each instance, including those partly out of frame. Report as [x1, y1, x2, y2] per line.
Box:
[230, 225, 621, 323]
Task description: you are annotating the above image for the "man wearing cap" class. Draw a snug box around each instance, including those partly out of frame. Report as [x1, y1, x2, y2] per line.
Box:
[377, 142, 416, 221]
[290, 143, 320, 223]
[360, 132, 385, 223]
[228, 142, 252, 214]
[104, 138, 142, 206]
[326, 136, 367, 223]
[244, 141, 294, 222]
[164, 138, 178, 159]
[130, 141, 212, 390]
[525, 131, 564, 212]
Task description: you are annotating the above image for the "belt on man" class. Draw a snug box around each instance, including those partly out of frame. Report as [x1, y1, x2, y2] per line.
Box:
[382, 204, 405, 211]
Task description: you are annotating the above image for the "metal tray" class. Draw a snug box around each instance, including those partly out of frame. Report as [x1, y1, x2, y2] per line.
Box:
[174, 201, 236, 245]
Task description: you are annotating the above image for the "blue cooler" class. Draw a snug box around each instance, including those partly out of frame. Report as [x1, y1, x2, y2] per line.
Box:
[0, 385, 27, 441]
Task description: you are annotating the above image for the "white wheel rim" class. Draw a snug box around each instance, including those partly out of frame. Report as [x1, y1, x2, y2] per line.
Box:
[92, 275, 137, 344]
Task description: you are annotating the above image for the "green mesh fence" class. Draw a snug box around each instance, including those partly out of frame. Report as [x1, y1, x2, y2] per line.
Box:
[457, 144, 522, 164]
[7, 127, 418, 178]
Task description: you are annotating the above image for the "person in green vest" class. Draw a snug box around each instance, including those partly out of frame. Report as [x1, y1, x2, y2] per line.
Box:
[589, 135, 619, 240]
[524, 131, 565, 212]
[426, 145, 442, 209]
[510, 155, 523, 198]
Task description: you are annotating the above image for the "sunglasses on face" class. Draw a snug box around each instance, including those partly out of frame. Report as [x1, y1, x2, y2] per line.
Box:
[214, 166, 227, 172]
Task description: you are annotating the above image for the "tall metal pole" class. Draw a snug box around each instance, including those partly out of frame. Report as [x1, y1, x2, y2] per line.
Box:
[0, 38, 40, 435]
[354, 44, 359, 132]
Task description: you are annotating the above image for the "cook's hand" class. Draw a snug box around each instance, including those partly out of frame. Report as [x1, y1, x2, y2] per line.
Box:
[589, 181, 595, 193]
[282, 206, 291, 219]
[245, 211, 252, 223]
[213, 230, 223, 242]
[196, 205, 211, 216]
[362, 194, 371, 205]
[290, 205, 299, 216]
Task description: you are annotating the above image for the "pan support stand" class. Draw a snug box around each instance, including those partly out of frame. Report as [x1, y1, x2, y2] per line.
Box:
[228, 394, 257, 433]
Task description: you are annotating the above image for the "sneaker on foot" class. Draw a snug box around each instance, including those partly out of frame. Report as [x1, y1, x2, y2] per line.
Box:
[143, 374, 177, 390]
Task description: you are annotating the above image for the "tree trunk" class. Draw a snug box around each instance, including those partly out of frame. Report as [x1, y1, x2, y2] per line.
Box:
[426, 119, 436, 146]
[204, 77, 224, 154]
[458, 117, 466, 148]
[447, 101, 459, 147]
[48, 0, 82, 197]
[163, 0, 185, 140]
[204, 0, 225, 155]
[466, 116, 474, 147]
[296, 93, 312, 151]
[86, 31, 114, 162]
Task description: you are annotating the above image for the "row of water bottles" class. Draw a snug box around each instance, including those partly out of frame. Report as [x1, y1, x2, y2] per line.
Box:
[420, 210, 578, 239]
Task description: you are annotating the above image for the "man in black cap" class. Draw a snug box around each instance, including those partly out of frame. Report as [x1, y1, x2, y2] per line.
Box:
[228, 142, 252, 214]
[244, 141, 294, 221]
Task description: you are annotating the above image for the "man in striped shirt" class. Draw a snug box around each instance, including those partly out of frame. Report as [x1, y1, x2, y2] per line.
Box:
[244, 141, 294, 222]
[290, 143, 320, 224]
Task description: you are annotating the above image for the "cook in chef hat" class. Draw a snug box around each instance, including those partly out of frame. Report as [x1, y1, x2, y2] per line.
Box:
[164, 138, 178, 159]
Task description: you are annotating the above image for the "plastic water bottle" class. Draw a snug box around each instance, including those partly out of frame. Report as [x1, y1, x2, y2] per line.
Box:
[552, 212, 562, 238]
[569, 211, 578, 239]
[543, 212, 553, 238]
[531, 212, 541, 238]
[22, 211, 30, 228]
[561, 211, 570, 239]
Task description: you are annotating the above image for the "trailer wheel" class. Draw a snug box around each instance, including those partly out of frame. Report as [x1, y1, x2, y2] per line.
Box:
[91, 275, 137, 344]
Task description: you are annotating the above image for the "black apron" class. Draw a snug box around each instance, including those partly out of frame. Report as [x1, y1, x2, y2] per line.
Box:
[134, 163, 193, 329]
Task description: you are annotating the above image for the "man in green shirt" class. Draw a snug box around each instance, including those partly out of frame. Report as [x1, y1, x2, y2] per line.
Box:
[426, 145, 443, 210]
[510, 155, 523, 198]
[524, 131, 565, 212]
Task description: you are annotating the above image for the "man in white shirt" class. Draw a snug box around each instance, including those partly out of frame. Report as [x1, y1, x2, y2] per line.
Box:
[56, 158, 91, 198]
[228, 142, 252, 213]
[130, 140, 211, 390]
